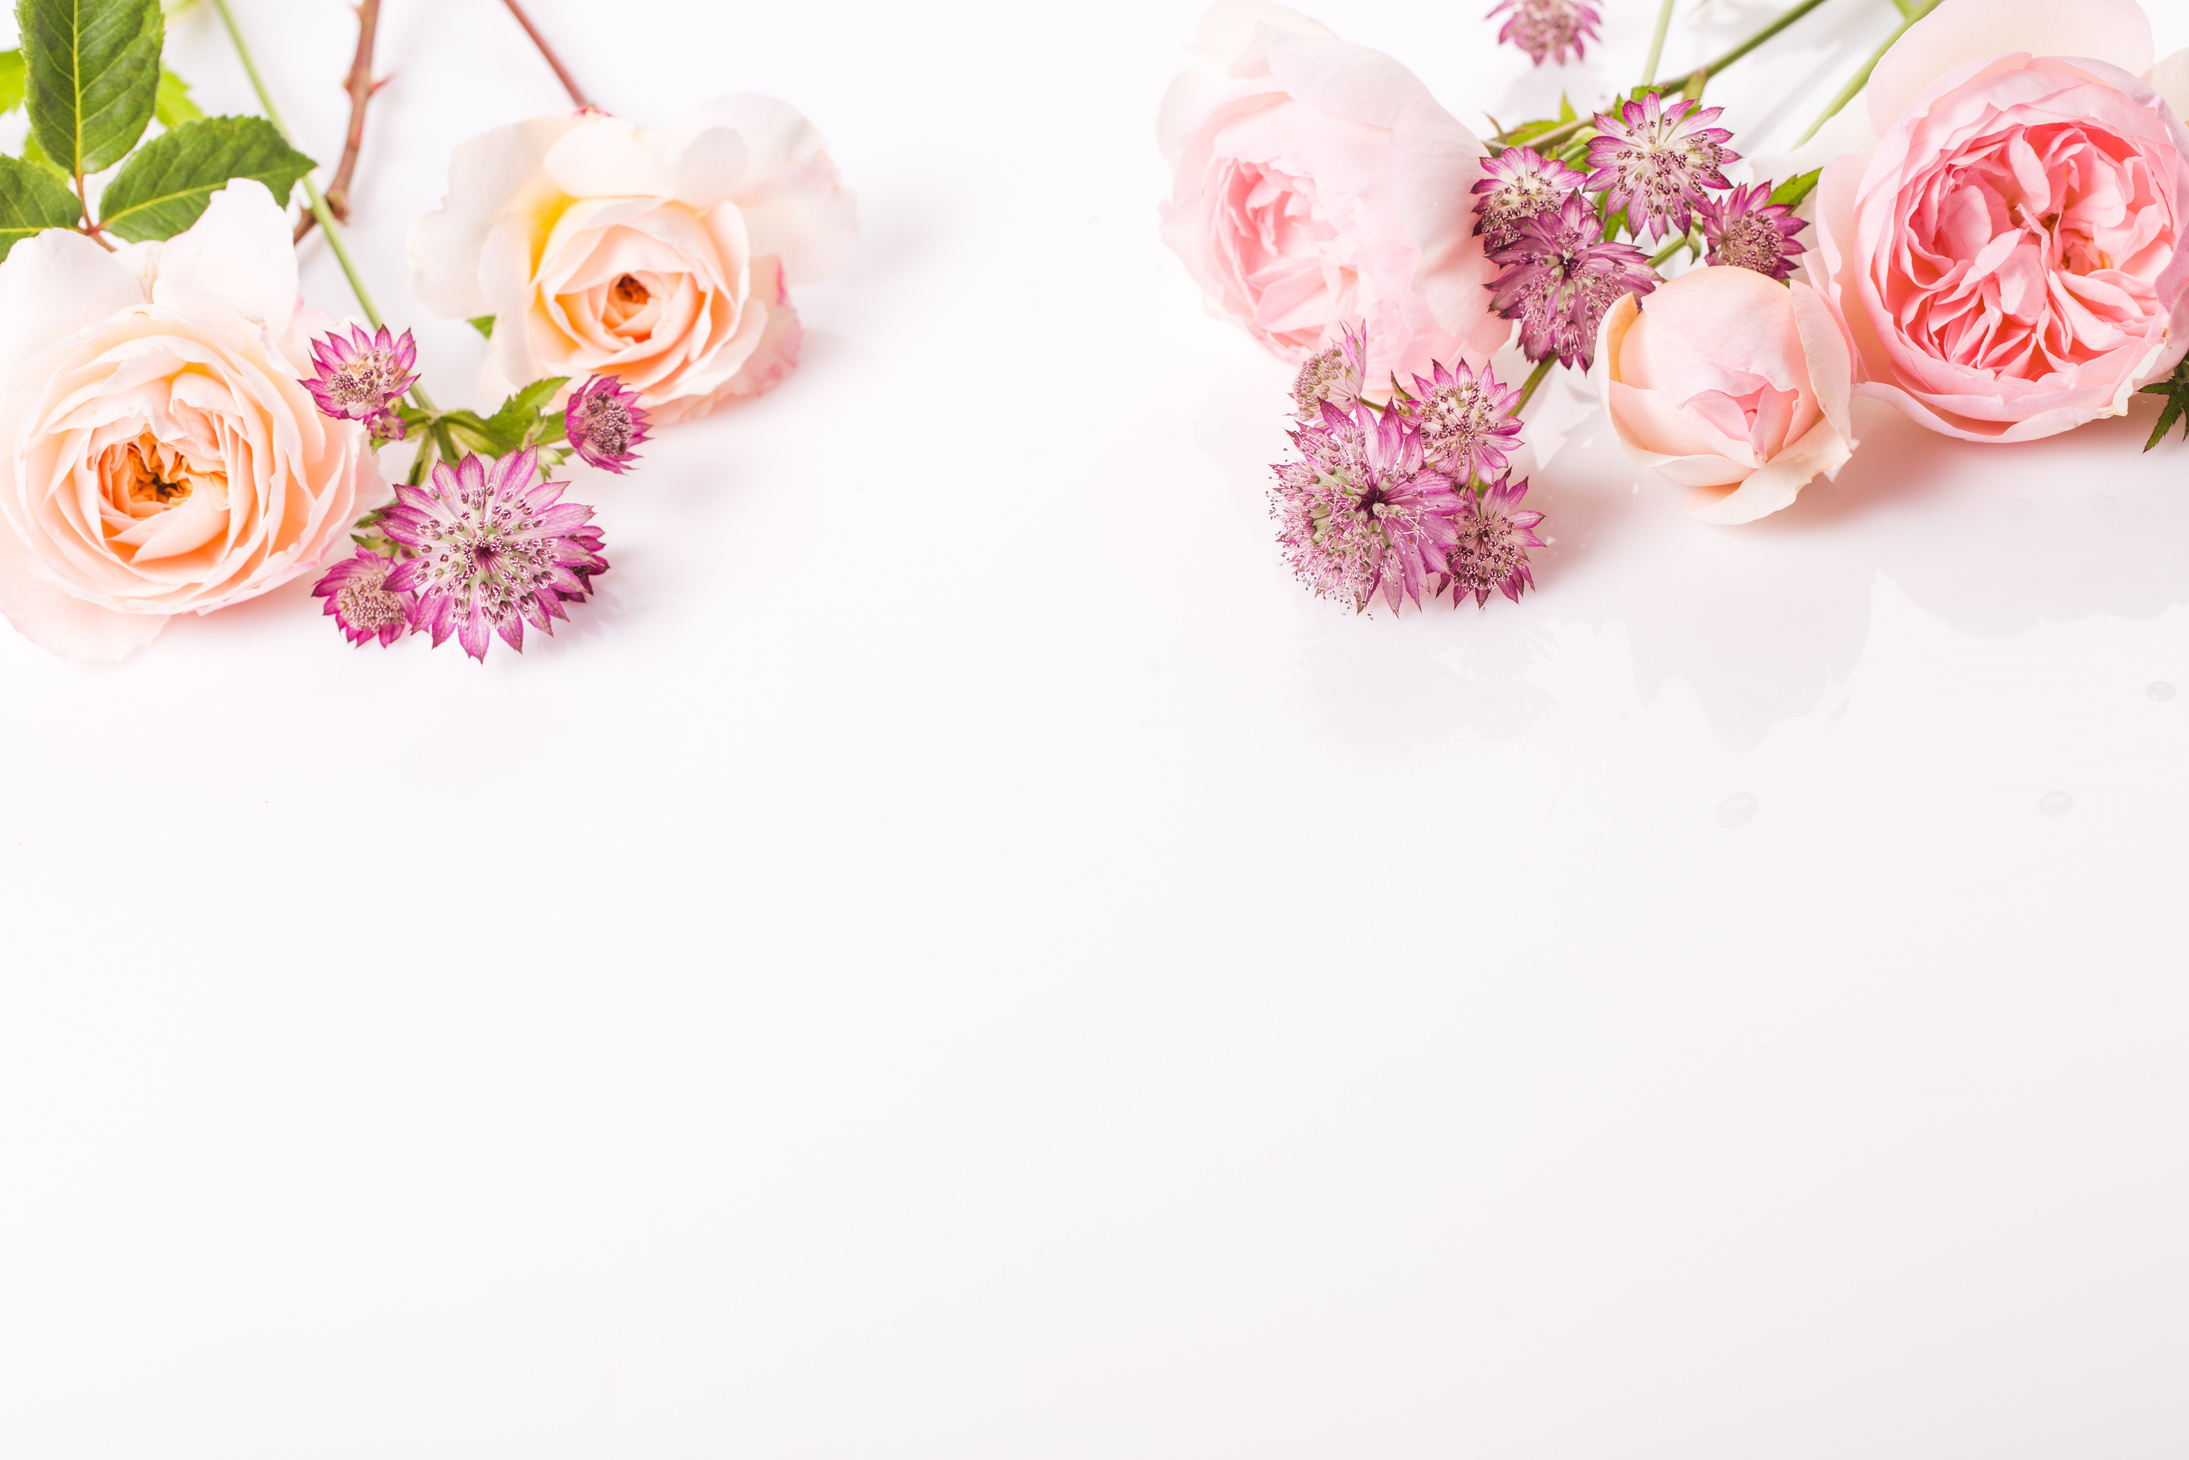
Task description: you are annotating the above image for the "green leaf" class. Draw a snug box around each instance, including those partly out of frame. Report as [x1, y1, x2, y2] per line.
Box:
[19, 131, 67, 176]
[153, 64, 197, 127]
[0, 150, 85, 258]
[1556, 93, 1576, 125]
[97, 113, 312, 241]
[484, 377, 566, 439]
[1768, 169, 1823, 210]
[0, 49, 25, 113]
[435, 378, 571, 457]
[468, 315, 495, 339]
[19, 0, 163, 177]
[2139, 358, 2189, 451]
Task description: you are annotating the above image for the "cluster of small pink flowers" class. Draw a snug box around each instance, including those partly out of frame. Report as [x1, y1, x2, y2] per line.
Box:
[1491, 193, 1660, 370]
[303, 325, 418, 442]
[1699, 183, 1809, 282]
[1272, 335, 1543, 614]
[1584, 94, 1737, 240]
[1488, 0, 1602, 68]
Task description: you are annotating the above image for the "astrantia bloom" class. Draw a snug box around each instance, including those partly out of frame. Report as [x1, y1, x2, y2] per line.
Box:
[1402, 358, 1522, 484]
[1584, 94, 1737, 239]
[1488, 0, 1602, 67]
[564, 375, 650, 473]
[1292, 324, 1367, 422]
[1448, 476, 1545, 606]
[1701, 184, 1808, 282]
[312, 547, 413, 647]
[1491, 193, 1659, 369]
[1272, 402, 1462, 613]
[304, 324, 418, 431]
[382, 449, 608, 661]
[1471, 145, 1588, 256]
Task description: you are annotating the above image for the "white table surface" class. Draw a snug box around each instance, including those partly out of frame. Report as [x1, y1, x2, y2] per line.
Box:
[3, 0, 2186, 1454]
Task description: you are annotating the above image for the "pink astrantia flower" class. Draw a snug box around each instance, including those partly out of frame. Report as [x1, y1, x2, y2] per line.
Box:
[1448, 476, 1545, 606]
[1292, 323, 1367, 422]
[303, 324, 418, 437]
[1272, 401, 1463, 613]
[1700, 183, 1808, 282]
[1491, 193, 1659, 369]
[564, 375, 650, 473]
[1585, 94, 1737, 239]
[1488, 0, 1602, 67]
[1471, 145, 1588, 256]
[312, 547, 414, 647]
[382, 448, 609, 661]
[1402, 358, 1523, 484]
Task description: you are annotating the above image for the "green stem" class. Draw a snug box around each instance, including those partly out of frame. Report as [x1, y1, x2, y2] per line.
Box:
[1661, 0, 1837, 94]
[1513, 357, 1557, 414]
[1793, 0, 1941, 145]
[1648, 231, 1697, 269]
[209, 0, 437, 415]
[1640, 0, 1677, 87]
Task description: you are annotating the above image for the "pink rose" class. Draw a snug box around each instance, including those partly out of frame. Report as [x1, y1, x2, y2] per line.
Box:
[1598, 266, 1856, 524]
[1811, 0, 2189, 441]
[409, 97, 857, 426]
[1157, 0, 1512, 388]
[0, 184, 383, 662]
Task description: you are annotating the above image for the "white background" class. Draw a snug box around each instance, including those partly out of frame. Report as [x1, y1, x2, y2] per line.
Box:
[2, 0, 2187, 1454]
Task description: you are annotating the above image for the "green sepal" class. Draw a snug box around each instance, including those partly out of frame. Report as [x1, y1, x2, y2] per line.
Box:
[153, 65, 199, 127]
[0, 150, 86, 259]
[19, 0, 164, 177]
[2139, 358, 2189, 451]
[97, 114, 313, 242]
[0, 49, 25, 114]
[1769, 169, 1823, 211]
[468, 315, 495, 339]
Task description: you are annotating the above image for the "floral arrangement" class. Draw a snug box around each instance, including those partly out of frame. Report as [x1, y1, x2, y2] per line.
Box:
[1159, 0, 2189, 614]
[0, 0, 854, 662]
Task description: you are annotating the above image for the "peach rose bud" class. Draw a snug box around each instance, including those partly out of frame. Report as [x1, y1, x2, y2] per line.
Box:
[1598, 265, 1857, 525]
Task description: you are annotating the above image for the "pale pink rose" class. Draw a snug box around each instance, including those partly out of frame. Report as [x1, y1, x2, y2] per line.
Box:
[1158, 1, 1512, 389]
[409, 96, 857, 426]
[0, 183, 382, 662]
[1598, 266, 1857, 525]
[1809, 0, 2189, 441]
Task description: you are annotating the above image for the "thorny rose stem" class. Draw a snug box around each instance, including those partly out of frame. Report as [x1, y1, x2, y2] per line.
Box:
[296, 0, 384, 244]
[499, 0, 592, 110]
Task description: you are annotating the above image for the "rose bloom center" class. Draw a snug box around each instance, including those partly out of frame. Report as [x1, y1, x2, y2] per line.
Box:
[102, 436, 222, 525]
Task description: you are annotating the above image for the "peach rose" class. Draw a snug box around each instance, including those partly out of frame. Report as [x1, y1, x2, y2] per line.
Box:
[1599, 267, 1856, 524]
[409, 96, 857, 425]
[0, 183, 382, 662]
[1158, 0, 1511, 389]
[1810, 0, 2189, 441]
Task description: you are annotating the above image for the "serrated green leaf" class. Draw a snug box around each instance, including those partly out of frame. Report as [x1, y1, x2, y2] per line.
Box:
[97, 114, 312, 241]
[19, 131, 67, 177]
[19, 0, 163, 178]
[468, 315, 495, 339]
[486, 377, 566, 433]
[2140, 358, 2189, 451]
[153, 64, 197, 127]
[1769, 169, 1823, 210]
[0, 150, 85, 257]
[0, 49, 25, 113]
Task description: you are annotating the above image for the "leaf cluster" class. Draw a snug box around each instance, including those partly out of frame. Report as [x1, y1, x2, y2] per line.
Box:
[0, 0, 312, 260]
[397, 377, 574, 485]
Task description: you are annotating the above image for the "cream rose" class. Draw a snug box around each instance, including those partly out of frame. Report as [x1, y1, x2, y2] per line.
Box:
[1599, 266, 1857, 524]
[0, 183, 383, 662]
[408, 97, 857, 425]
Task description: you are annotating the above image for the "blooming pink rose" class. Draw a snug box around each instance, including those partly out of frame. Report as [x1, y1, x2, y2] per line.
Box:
[1158, 1, 1511, 389]
[1598, 266, 1856, 524]
[1810, 0, 2189, 441]
[409, 96, 857, 426]
[0, 183, 383, 662]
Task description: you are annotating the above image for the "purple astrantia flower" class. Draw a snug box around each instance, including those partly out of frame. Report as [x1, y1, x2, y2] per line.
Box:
[1488, 0, 1602, 67]
[564, 375, 650, 474]
[1700, 183, 1809, 282]
[1491, 193, 1659, 370]
[1472, 145, 1588, 256]
[1272, 401, 1464, 613]
[1400, 359, 1524, 485]
[1584, 94, 1738, 239]
[1292, 323, 1368, 423]
[382, 448, 609, 661]
[312, 547, 415, 647]
[303, 325, 419, 437]
[1449, 476, 1546, 607]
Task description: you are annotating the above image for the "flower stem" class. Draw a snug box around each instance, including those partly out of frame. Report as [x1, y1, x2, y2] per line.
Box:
[295, 0, 382, 245]
[211, 0, 436, 415]
[1660, 0, 1837, 94]
[1793, 0, 1941, 145]
[1514, 356, 1557, 413]
[498, 0, 591, 110]
[1648, 231, 1697, 268]
[1640, 0, 1677, 87]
